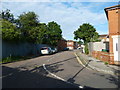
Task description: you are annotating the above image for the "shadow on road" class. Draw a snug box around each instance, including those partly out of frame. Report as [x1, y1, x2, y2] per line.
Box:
[2, 64, 102, 89]
[48, 57, 77, 66]
[2, 66, 79, 88]
[67, 60, 91, 83]
[45, 57, 76, 73]
[92, 72, 119, 89]
[2, 66, 101, 89]
[44, 56, 100, 89]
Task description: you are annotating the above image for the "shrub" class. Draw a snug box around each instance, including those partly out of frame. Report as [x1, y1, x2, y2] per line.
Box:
[104, 62, 108, 65]
[84, 44, 89, 54]
[1, 19, 21, 42]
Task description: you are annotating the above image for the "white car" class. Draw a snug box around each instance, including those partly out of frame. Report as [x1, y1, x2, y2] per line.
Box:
[77, 47, 81, 49]
[41, 47, 52, 55]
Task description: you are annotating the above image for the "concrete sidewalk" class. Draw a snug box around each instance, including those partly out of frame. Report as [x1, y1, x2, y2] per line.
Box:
[75, 51, 120, 76]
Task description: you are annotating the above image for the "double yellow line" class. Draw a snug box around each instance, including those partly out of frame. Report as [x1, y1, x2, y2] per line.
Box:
[74, 53, 91, 70]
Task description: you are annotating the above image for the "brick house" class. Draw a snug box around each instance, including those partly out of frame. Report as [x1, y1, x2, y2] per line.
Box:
[67, 40, 74, 50]
[104, 5, 120, 65]
[67, 40, 79, 50]
[57, 38, 67, 51]
[91, 5, 120, 65]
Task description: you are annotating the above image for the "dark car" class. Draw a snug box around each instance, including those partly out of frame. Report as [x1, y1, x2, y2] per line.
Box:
[63, 47, 69, 51]
[51, 47, 58, 53]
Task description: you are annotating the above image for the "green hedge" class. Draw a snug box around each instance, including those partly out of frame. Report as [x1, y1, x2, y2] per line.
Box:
[84, 44, 89, 54]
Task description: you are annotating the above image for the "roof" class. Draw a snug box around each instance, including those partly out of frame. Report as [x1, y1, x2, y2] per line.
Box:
[99, 34, 108, 37]
[67, 40, 74, 42]
[61, 37, 67, 41]
[99, 34, 109, 40]
[104, 4, 120, 20]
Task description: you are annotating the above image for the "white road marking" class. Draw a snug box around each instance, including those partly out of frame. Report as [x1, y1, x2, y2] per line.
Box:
[42, 64, 84, 88]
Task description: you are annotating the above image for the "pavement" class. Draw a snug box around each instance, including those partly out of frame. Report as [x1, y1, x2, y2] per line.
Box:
[75, 51, 120, 76]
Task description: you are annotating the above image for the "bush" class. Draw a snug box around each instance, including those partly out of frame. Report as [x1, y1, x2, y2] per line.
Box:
[2, 55, 21, 63]
[104, 62, 108, 65]
[1, 19, 21, 42]
[84, 44, 89, 54]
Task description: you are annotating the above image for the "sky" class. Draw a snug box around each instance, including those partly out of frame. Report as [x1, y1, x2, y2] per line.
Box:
[1, 1, 119, 40]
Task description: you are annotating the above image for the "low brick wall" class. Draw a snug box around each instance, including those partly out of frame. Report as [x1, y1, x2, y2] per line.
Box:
[92, 51, 110, 62]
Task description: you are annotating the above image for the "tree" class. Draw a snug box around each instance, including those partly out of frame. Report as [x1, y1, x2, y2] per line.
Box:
[0, 10, 63, 45]
[77, 40, 83, 45]
[74, 23, 99, 54]
[47, 21, 62, 46]
[0, 9, 14, 23]
[17, 12, 39, 41]
[28, 23, 47, 44]
[0, 19, 21, 41]
[90, 32, 100, 42]
[74, 23, 99, 44]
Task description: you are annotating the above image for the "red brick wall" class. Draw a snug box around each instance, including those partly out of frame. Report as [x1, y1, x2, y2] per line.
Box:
[92, 51, 110, 63]
[105, 7, 120, 64]
[57, 40, 67, 51]
[108, 9, 119, 35]
[108, 8, 120, 54]
[67, 41, 74, 49]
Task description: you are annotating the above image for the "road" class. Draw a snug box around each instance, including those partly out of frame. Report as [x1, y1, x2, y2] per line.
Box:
[1, 50, 119, 89]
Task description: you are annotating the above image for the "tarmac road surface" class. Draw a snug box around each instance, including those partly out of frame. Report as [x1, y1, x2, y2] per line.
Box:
[1, 50, 119, 89]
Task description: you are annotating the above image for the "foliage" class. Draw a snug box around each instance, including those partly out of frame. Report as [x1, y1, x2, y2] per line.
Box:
[0, 9, 15, 23]
[2, 55, 19, 63]
[29, 23, 48, 44]
[17, 11, 39, 41]
[0, 19, 21, 41]
[74, 23, 99, 44]
[77, 40, 83, 45]
[84, 44, 89, 54]
[1, 55, 34, 64]
[17, 11, 39, 29]
[104, 62, 108, 65]
[47, 21, 62, 46]
[90, 32, 100, 42]
[1, 9, 62, 45]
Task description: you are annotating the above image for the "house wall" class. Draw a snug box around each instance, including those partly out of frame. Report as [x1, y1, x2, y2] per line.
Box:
[57, 40, 67, 51]
[112, 35, 120, 64]
[67, 41, 74, 50]
[107, 8, 120, 64]
[74, 42, 78, 49]
[108, 9, 119, 35]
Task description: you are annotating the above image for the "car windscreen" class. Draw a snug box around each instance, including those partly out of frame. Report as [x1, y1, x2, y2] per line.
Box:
[51, 47, 55, 50]
[41, 48, 48, 50]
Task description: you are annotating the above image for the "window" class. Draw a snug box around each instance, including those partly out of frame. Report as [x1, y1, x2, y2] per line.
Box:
[68, 42, 72, 45]
[116, 43, 118, 51]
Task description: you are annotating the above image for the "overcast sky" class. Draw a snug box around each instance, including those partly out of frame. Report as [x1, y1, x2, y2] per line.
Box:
[1, 1, 119, 40]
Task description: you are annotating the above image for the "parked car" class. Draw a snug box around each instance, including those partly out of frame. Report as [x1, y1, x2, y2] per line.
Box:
[63, 47, 69, 51]
[40, 47, 52, 55]
[51, 47, 58, 53]
[77, 47, 81, 49]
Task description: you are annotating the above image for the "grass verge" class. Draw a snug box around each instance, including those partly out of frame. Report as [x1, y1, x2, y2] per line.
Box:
[1, 55, 37, 64]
